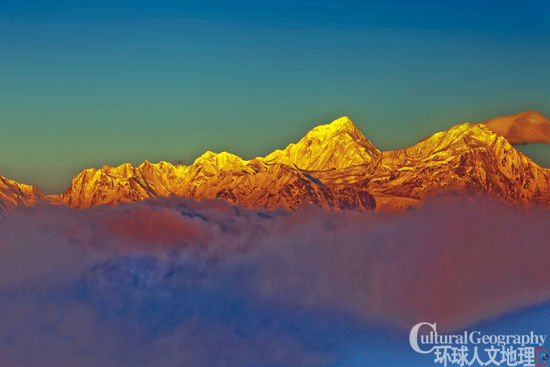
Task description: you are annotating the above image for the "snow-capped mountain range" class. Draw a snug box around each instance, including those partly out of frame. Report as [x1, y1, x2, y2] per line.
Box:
[2, 111, 550, 213]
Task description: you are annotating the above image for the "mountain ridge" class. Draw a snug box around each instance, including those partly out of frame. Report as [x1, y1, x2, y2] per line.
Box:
[2, 112, 550, 214]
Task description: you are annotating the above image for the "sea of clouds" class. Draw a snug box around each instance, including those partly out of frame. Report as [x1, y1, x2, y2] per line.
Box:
[1, 197, 550, 366]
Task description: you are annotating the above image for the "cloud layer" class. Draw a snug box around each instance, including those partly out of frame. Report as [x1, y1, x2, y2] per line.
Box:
[0, 197, 549, 366]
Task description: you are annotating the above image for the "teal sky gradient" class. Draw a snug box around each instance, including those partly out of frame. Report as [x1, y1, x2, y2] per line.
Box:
[1, 0, 549, 193]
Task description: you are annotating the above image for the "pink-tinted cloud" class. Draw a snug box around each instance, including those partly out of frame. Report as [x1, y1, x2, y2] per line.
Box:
[0, 197, 550, 366]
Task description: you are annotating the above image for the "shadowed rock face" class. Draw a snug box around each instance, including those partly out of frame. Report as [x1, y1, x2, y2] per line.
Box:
[479, 110, 550, 144]
[2, 114, 550, 213]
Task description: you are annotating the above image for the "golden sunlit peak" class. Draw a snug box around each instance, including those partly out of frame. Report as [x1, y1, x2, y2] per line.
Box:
[97, 162, 136, 178]
[192, 150, 248, 170]
[415, 123, 499, 152]
[137, 160, 176, 169]
[260, 115, 380, 171]
[137, 160, 154, 170]
[446, 122, 496, 139]
[100, 162, 132, 169]
[330, 116, 355, 128]
[4, 113, 550, 215]
[308, 116, 358, 136]
[138, 160, 163, 169]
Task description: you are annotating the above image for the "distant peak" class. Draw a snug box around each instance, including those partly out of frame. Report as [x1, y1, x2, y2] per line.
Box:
[300, 116, 374, 148]
[193, 150, 244, 164]
[96, 163, 136, 178]
[197, 150, 216, 158]
[329, 116, 354, 128]
[191, 151, 248, 173]
[435, 122, 497, 140]
[138, 160, 156, 169]
[192, 151, 219, 164]
[261, 116, 380, 171]
[447, 122, 490, 134]
[309, 116, 358, 136]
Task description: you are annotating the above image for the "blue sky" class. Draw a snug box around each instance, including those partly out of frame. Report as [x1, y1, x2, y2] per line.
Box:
[1, 0, 549, 192]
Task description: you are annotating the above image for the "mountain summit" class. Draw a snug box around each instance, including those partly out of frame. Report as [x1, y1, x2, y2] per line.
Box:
[1, 114, 550, 213]
[262, 116, 380, 170]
